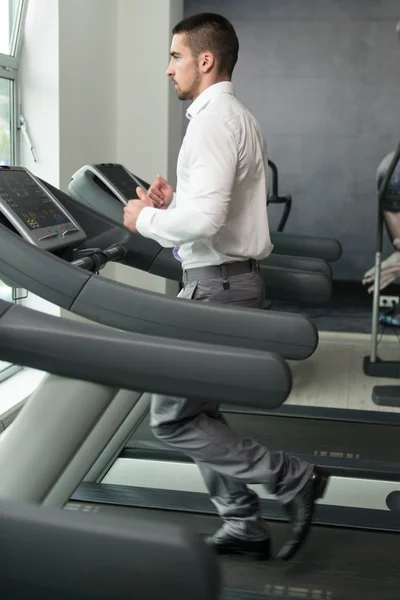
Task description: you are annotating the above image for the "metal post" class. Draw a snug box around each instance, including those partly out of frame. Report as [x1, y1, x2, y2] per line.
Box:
[84, 392, 151, 483]
[0, 375, 118, 504]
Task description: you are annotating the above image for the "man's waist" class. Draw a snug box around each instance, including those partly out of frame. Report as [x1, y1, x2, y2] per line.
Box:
[183, 259, 257, 284]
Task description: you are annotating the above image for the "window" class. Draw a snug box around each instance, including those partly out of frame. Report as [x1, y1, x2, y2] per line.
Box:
[0, 0, 27, 165]
[0, 76, 12, 165]
[0, 0, 27, 382]
[0, 0, 27, 67]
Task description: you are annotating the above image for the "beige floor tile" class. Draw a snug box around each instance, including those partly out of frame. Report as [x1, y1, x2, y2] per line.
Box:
[286, 331, 400, 413]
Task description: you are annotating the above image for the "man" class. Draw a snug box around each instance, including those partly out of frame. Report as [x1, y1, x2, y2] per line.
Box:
[123, 12, 328, 561]
[362, 149, 400, 292]
[362, 22, 400, 293]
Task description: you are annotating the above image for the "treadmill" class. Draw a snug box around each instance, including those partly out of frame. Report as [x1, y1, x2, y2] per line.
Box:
[66, 162, 400, 493]
[0, 300, 399, 599]
[0, 296, 276, 600]
[0, 498, 220, 600]
[267, 158, 342, 262]
[69, 163, 334, 306]
[0, 167, 399, 512]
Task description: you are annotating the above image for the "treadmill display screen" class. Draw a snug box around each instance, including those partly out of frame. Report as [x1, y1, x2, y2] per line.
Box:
[96, 164, 142, 200]
[0, 170, 70, 230]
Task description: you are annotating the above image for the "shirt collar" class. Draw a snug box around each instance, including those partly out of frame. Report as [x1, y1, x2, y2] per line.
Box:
[186, 81, 234, 120]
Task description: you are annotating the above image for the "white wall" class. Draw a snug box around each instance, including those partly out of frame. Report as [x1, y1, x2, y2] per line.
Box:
[116, 0, 183, 188]
[113, 0, 183, 295]
[58, 0, 117, 192]
[19, 0, 60, 186]
[168, 0, 185, 186]
[19, 0, 183, 298]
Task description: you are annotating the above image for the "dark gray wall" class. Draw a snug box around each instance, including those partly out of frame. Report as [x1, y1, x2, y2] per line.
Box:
[183, 0, 400, 280]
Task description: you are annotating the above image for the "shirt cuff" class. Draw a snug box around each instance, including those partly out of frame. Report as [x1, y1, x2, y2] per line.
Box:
[136, 206, 158, 237]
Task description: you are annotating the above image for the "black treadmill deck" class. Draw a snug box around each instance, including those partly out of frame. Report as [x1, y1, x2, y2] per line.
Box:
[66, 502, 400, 600]
[126, 411, 400, 474]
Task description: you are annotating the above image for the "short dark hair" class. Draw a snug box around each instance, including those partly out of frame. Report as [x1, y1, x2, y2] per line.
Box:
[172, 13, 239, 77]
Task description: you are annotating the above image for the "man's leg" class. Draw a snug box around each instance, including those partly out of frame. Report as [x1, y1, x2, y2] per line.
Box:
[151, 268, 328, 559]
[151, 392, 318, 560]
[150, 394, 269, 540]
[151, 395, 313, 501]
[192, 401, 269, 542]
[169, 270, 269, 544]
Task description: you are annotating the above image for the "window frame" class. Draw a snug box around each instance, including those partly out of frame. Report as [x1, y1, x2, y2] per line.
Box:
[0, 0, 28, 382]
[0, 0, 28, 69]
[0, 65, 17, 165]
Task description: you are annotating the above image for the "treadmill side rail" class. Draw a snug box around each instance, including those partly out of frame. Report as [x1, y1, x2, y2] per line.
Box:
[0, 300, 292, 407]
[73, 274, 318, 360]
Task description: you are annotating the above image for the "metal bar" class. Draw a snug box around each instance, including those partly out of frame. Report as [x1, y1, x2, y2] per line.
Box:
[0, 374, 119, 504]
[84, 392, 151, 483]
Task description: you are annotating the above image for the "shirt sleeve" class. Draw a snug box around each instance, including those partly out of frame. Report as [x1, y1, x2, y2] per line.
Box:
[136, 115, 237, 247]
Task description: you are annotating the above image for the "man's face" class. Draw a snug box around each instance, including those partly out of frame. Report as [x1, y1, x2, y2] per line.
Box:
[166, 33, 201, 101]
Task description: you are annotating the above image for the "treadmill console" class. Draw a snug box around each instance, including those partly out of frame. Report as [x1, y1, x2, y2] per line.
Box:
[0, 166, 86, 250]
[81, 163, 148, 204]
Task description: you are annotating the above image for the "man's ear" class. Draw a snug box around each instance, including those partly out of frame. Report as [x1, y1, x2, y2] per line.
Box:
[199, 51, 216, 74]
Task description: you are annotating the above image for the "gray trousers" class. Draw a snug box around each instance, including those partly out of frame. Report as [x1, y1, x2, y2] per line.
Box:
[150, 268, 314, 540]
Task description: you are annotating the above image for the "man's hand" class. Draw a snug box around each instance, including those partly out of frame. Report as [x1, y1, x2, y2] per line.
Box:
[362, 238, 400, 293]
[123, 187, 153, 233]
[147, 174, 174, 209]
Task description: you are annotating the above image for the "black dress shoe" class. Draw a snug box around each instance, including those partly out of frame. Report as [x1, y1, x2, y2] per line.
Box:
[277, 468, 329, 561]
[206, 528, 271, 561]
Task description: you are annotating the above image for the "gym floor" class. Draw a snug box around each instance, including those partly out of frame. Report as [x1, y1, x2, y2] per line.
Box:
[271, 281, 400, 413]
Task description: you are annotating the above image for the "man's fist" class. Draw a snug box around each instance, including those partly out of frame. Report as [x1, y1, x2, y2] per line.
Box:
[147, 174, 174, 209]
[123, 187, 153, 233]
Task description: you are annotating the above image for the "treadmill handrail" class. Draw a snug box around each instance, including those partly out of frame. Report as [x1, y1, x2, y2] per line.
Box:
[0, 222, 318, 359]
[270, 231, 342, 262]
[0, 300, 291, 408]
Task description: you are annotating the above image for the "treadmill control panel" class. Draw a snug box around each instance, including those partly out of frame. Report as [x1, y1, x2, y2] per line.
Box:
[86, 163, 149, 205]
[0, 166, 86, 250]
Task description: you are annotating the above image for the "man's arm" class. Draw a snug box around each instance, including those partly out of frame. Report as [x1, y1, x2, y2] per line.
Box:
[135, 115, 237, 248]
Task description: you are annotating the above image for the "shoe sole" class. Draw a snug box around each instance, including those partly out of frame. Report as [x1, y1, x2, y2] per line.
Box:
[214, 547, 270, 561]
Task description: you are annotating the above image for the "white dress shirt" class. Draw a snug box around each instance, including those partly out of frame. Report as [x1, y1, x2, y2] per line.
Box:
[136, 81, 273, 269]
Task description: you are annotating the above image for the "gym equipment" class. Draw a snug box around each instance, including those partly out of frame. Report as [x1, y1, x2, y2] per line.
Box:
[363, 142, 400, 407]
[267, 159, 292, 232]
[69, 163, 333, 305]
[0, 297, 273, 600]
[265, 159, 341, 261]
[0, 499, 220, 600]
[0, 296, 289, 503]
[0, 166, 399, 511]
[0, 165, 318, 361]
[0, 302, 399, 599]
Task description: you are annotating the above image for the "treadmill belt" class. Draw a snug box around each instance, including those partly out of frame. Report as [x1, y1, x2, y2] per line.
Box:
[67, 502, 400, 600]
[221, 592, 288, 600]
[128, 411, 400, 465]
